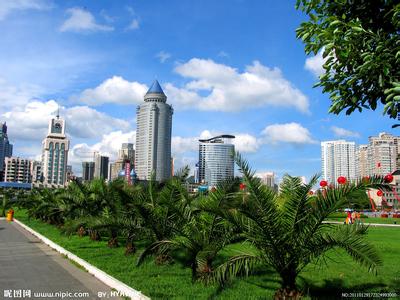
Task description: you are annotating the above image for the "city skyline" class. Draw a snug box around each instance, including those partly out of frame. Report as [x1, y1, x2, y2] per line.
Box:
[0, 1, 398, 182]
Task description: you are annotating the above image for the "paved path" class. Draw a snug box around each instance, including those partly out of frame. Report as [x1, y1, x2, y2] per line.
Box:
[323, 220, 400, 227]
[0, 219, 122, 300]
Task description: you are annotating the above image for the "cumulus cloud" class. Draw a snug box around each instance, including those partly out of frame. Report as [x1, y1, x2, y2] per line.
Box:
[69, 130, 136, 175]
[0, 0, 50, 20]
[60, 8, 113, 33]
[172, 130, 259, 155]
[261, 123, 317, 144]
[167, 58, 309, 113]
[331, 126, 360, 138]
[156, 51, 171, 63]
[304, 49, 326, 77]
[76, 76, 148, 105]
[1, 100, 131, 141]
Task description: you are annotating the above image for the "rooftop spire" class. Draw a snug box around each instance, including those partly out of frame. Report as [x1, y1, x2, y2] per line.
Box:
[56, 104, 60, 119]
[146, 80, 165, 95]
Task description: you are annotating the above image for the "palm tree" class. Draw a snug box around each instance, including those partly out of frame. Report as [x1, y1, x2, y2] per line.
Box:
[210, 153, 387, 299]
[137, 180, 237, 281]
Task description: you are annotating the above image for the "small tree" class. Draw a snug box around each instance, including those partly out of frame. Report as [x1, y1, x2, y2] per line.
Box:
[296, 0, 400, 119]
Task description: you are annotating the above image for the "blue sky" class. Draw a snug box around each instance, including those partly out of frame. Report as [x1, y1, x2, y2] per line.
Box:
[0, 0, 396, 180]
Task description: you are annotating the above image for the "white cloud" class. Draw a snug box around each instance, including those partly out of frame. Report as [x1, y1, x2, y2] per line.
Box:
[172, 130, 259, 155]
[0, 77, 43, 109]
[76, 76, 148, 105]
[69, 130, 136, 175]
[127, 18, 139, 30]
[1, 100, 131, 141]
[304, 49, 326, 77]
[0, 0, 50, 20]
[156, 51, 171, 63]
[261, 122, 317, 144]
[233, 133, 260, 153]
[331, 126, 360, 138]
[168, 58, 309, 113]
[60, 8, 113, 33]
[172, 136, 199, 154]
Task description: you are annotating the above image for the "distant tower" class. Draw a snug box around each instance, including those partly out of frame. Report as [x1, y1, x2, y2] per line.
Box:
[198, 135, 235, 187]
[0, 122, 13, 181]
[41, 113, 70, 187]
[135, 80, 173, 181]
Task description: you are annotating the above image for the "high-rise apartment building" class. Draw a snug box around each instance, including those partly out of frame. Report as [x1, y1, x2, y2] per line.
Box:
[367, 132, 398, 175]
[4, 157, 32, 183]
[31, 161, 42, 183]
[41, 114, 70, 187]
[198, 135, 235, 187]
[357, 145, 369, 178]
[321, 140, 357, 184]
[135, 80, 173, 181]
[94, 154, 109, 180]
[257, 172, 276, 189]
[0, 122, 13, 181]
[82, 162, 95, 182]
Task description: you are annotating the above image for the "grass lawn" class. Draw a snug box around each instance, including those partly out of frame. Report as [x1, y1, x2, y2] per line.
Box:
[13, 209, 400, 299]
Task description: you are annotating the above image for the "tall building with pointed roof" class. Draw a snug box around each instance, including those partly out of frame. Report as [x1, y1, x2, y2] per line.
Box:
[135, 80, 173, 181]
[41, 113, 70, 187]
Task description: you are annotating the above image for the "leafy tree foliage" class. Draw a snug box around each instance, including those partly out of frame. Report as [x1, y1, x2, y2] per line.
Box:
[296, 0, 400, 119]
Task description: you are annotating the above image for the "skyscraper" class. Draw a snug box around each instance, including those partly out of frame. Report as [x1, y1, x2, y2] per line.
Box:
[41, 113, 70, 187]
[367, 132, 398, 175]
[135, 80, 173, 181]
[198, 135, 235, 187]
[0, 122, 13, 181]
[94, 154, 109, 180]
[321, 140, 357, 184]
[82, 162, 95, 182]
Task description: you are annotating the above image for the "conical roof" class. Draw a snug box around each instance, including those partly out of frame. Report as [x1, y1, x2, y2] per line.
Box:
[146, 80, 165, 95]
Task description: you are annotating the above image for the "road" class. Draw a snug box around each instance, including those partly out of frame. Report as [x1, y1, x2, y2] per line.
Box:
[0, 219, 122, 300]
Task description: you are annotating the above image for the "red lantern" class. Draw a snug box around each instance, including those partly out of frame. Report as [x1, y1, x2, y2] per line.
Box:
[377, 190, 383, 197]
[384, 174, 394, 183]
[239, 183, 246, 190]
[319, 180, 328, 187]
[337, 176, 347, 184]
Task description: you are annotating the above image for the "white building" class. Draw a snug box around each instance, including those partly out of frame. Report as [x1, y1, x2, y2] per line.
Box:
[198, 135, 235, 187]
[321, 140, 356, 184]
[4, 157, 32, 183]
[135, 80, 173, 181]
[41, 113, 70, 187]
[367, 132, 398, 176]
[256, 172, 275, 189]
